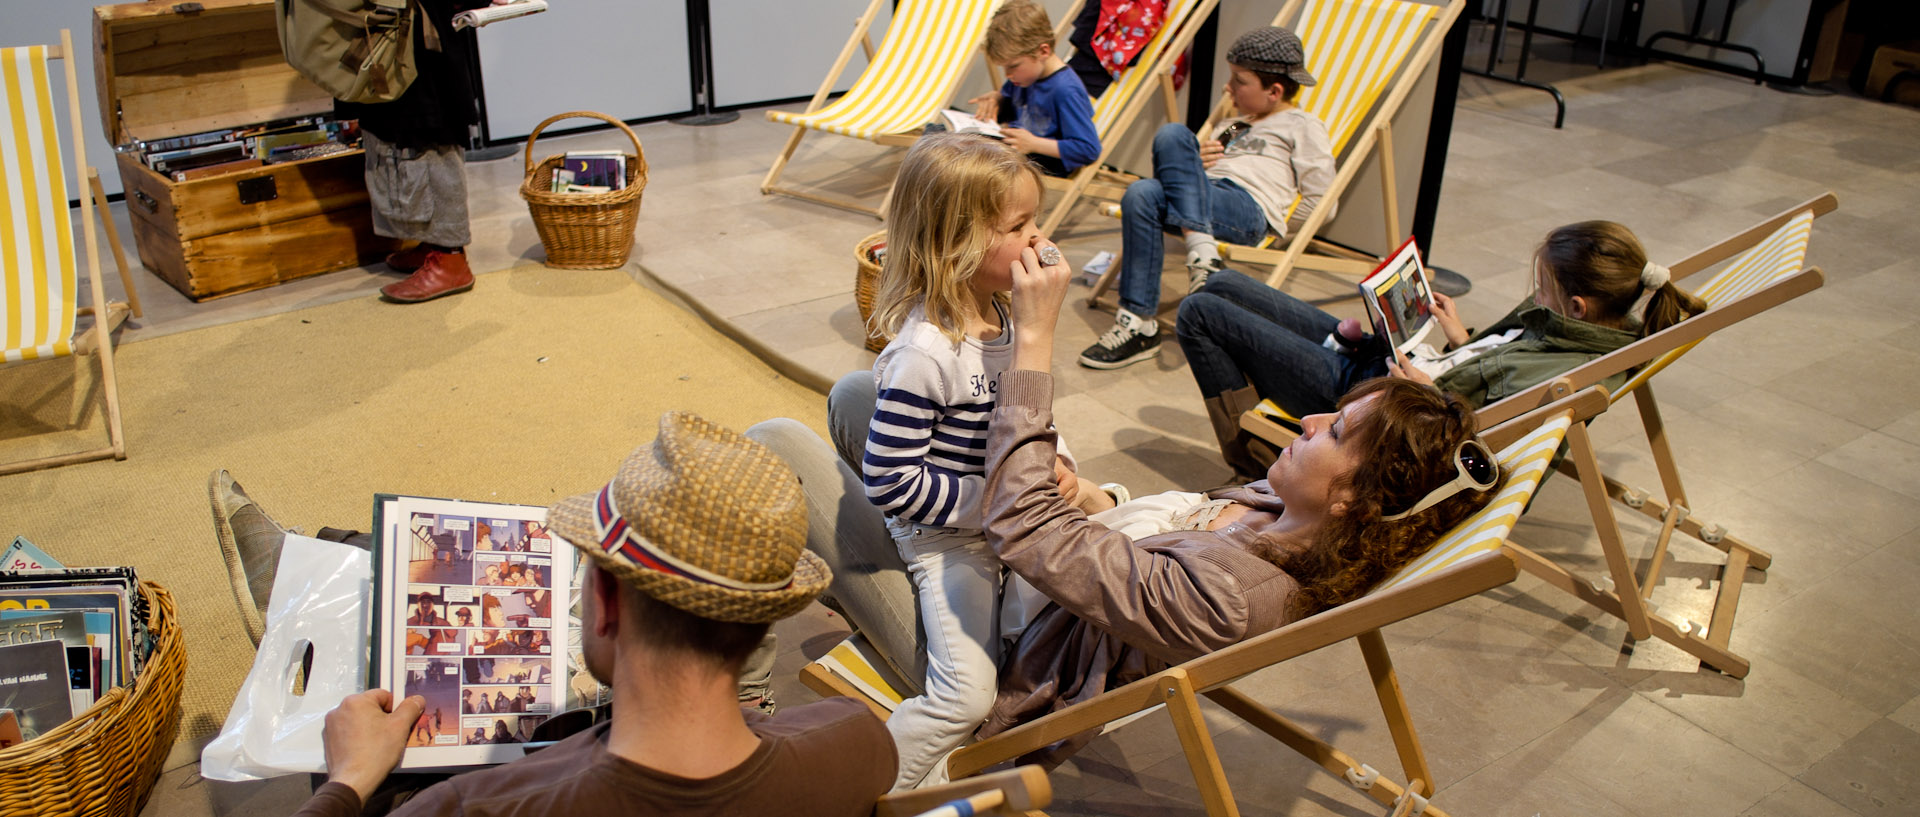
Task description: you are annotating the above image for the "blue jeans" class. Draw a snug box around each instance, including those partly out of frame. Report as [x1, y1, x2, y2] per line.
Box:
[1117, 123, 1271, 317]
[1174, 269, 1388, 417]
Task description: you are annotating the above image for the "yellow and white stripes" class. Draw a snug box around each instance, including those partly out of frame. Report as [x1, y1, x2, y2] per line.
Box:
[2, 45, 77, 364]
[1372, 414, 1572, 594]
[1616, 210, 1815, 397]
[769, 0, 1002, 140]
[1295, 0, 1438, 155]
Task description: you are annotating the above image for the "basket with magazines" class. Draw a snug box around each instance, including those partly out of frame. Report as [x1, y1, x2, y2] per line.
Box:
[854, 231, 889, 353]
[0, 580, 184, 817]
[519, 111, 649, 269]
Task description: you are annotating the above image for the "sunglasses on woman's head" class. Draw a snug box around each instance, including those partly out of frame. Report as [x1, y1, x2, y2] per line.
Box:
[1381, 438, 1499, 521]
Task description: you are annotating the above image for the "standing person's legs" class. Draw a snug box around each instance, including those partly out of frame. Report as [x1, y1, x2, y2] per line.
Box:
[363, 131, 474, 303]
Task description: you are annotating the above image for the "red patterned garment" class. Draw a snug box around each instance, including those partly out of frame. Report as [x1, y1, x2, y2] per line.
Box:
[1089, 0, 1168, 78]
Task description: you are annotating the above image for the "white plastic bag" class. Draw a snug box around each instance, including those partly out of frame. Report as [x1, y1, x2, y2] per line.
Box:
[201, 535, 371, 781]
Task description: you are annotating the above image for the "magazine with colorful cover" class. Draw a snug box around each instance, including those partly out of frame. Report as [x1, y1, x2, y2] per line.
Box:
[0, 574, 135, 687]
[1359, 237, 1438, 357]
[371, 495, 577, 769]
[0, 640, 73, 741]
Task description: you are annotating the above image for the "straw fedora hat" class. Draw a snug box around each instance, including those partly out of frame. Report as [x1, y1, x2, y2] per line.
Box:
[549, 411, 830, 624]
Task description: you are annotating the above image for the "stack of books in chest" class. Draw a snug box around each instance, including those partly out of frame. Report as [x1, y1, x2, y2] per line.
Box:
[122, 115, 360, 183]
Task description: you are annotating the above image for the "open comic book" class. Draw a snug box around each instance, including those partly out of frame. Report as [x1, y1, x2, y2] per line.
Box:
[371, 494, 605, 769]
[1359, 237, 1438, 356]
[938, 109, 1004, 139]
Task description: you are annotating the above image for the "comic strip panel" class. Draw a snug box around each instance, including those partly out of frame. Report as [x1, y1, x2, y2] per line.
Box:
[460, 684, 553, 716]
[402, 659, 462, 747]
[406, 627, 465, 658]
[466, 629, 554, 657]
[460, 714, 549, 746]
[406, 513, 476, 585]
[461, 656, 552, 686]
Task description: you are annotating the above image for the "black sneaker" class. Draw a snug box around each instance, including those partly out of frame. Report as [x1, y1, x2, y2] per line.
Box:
[1079, 310, 1162, 369]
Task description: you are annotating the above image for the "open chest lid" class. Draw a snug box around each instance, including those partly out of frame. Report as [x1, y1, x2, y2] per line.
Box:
[94, 0, 335, 146]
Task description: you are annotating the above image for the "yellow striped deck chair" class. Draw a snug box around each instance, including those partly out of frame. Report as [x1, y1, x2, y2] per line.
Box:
[1461, 192, 1835, 679]
[1087, 0, 1464, 307]
[760, 0, 1002, 216]
[2, 31, 141, 476]
[802, 388, 1605, 817]
[1033, 0, 1218, 236]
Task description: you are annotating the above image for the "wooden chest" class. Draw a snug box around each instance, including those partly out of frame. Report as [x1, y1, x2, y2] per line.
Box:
[94, 0, 400, 301]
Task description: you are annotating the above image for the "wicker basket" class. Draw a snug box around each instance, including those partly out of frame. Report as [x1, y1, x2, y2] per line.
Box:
[854, 231, 888, 353]
[0, 581, 185, 817]
[520, 111, 649, 269]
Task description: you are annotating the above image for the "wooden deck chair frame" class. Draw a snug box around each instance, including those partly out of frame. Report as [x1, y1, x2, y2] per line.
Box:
[804, 387, 1609, 817]
[760, 0, 1003, 217]
[1086, 0, 1465, 311]
[1031, 0, 1220, 237]
[878, 765, 1052, 817]
[1, 30, 143, 477]
[1240, 193, 1838, 678]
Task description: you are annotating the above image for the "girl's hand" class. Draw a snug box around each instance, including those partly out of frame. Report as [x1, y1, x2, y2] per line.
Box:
[1431, 292, 1470, 348]
[1199, 138, 1225, 169]
[969, 93, 1000, 121]
[1387, 348, 1435, 386]
[1053, 457, 1080, 504]
[1010, 241, 1072, 372]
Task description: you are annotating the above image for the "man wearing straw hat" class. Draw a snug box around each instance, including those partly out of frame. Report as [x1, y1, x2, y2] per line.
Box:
[286, 412, 896, 816]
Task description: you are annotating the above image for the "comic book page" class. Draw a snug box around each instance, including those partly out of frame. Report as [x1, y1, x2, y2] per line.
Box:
[373, 496, 572, 769]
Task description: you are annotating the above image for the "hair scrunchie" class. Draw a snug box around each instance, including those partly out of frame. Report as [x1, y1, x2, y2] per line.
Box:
[1629, 261, 1671, 323]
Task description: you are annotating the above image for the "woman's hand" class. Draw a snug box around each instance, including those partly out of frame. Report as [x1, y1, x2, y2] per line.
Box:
[1431, 292, 1470, 348]
[1010, 241, 1072, 372]
[1387, 347, 1435, 386]
[969, 93, 1000, 121]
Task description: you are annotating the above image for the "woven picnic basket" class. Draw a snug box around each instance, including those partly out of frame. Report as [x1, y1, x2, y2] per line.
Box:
[0, 581, 185, 817]
[854, 231, 888, 352]
[520, 111, 649, 269]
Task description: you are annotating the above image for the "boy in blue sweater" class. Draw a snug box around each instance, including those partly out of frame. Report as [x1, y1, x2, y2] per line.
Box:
[969, 0, 1100, 177]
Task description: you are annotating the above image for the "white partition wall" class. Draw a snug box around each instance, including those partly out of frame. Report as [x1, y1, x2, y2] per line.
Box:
[710, 0, 892, 108]
[6, 0, 130, 196]
[477, 1, 693, 141]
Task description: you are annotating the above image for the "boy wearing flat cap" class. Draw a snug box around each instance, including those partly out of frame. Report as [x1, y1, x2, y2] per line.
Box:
[291, 412, 896, 817]
[1079, 26, 1337, 371]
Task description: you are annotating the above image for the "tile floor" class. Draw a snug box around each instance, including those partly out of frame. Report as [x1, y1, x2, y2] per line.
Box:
[123, 45, 1919, 817]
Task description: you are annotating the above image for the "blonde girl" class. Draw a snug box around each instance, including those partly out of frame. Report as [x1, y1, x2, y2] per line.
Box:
[862, 132, 1104, 789]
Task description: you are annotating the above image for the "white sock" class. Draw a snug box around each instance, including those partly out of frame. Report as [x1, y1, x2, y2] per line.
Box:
[1184, 232, 1220, 266]
[1118, 308, 1158, 336]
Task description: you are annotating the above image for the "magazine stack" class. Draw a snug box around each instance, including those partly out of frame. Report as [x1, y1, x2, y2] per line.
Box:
[0, 538, 158, 748]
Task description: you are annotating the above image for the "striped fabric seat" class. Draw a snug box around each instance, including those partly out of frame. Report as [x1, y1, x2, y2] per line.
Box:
[1372, 413, 1570, 594]
[1279, 0, 1440, 224]
[1612, 211, 1814, 399]
[1, 31, 137, 476]
[2, 45, 79, 364]
[767, 0, 1000, 140]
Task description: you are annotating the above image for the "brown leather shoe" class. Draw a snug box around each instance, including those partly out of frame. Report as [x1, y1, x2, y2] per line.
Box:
[381, 250, 474, 303]
[385, 243, 433, 273]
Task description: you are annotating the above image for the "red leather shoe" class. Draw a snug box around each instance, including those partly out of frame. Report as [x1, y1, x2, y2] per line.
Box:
[385, 243, 434, 273]
[380, 251, 474, 303]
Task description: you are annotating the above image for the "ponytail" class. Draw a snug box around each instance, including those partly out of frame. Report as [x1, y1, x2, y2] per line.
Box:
[1538, 221, 1705, 336]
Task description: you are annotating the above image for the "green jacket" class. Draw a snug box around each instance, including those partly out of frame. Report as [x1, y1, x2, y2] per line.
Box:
[1433, 302, 1638, 407]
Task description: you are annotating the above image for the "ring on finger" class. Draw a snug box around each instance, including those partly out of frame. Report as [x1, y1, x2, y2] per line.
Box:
[1038, 245, 1063, 267]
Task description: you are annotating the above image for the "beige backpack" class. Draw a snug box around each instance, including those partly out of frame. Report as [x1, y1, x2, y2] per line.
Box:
[274, 0, 441, 104]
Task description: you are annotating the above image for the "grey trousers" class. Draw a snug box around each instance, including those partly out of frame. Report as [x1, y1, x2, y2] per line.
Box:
[744, 372, 930, 698]
[363, 131, 472, 248]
